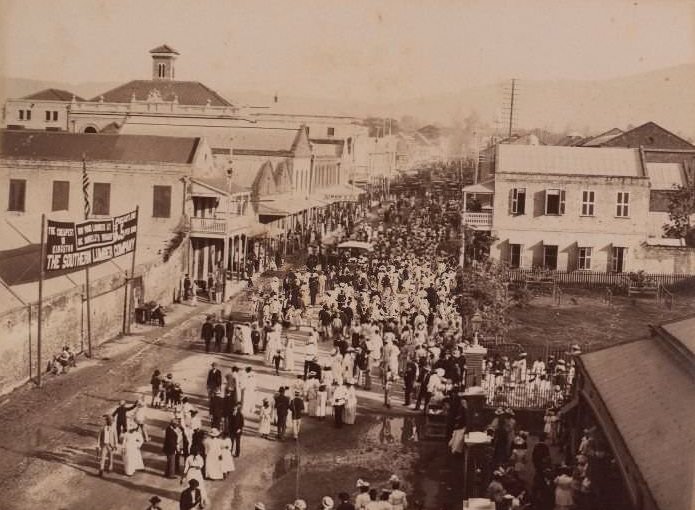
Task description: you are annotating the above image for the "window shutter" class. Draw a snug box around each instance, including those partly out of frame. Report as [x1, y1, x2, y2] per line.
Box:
[560, 190, 566, 215]
[519, 244, 525, 269]
[508, 188, 515, 215]
[607, 244, 613, 272]
[544, 189, 549, 214]
[518, 189, 526, 215]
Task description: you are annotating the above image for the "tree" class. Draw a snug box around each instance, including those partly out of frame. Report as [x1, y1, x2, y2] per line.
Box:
[663, 185, 695, 245]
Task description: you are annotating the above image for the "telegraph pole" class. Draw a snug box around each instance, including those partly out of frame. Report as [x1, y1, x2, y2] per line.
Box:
[508, 78, 517, 138]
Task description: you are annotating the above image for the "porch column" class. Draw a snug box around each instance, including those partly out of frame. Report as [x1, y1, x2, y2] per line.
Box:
[191, 238, 199, 282]
[202, 242, 210, 281]
[222, 236, 230, 300]
[241, 235, 247, 279]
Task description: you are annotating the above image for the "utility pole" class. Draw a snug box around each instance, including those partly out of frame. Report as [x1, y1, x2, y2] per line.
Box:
[508, 78, 517, 138]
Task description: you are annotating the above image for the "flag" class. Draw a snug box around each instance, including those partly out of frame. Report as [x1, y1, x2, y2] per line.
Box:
[82, 155, 90, 218]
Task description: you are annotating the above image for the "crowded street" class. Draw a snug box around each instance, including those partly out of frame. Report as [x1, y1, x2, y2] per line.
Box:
[0, 195, 482, 510]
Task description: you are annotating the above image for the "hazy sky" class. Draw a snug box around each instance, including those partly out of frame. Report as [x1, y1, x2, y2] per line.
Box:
[1, 0, 694, 103]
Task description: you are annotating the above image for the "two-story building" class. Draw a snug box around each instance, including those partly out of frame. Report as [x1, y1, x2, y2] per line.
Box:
[479, 145, 652, 272]
[3, 88, 84, 132]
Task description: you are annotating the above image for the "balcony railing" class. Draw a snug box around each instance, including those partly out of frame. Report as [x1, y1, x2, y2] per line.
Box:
[189, 217, 227, 235]
[462, 211, 493, 229]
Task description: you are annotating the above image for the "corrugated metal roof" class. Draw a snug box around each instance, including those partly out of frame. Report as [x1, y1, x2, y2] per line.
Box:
[0, 130, 200, 164]
[93, 80, 231, 107]
[646, 162, 686, 190]
[581, 337, 695, 510]
[580, 128, 624, 147]
[231, 127, 305, 156]
[497, 145, 643, 177]
[661, 316, 695, 359]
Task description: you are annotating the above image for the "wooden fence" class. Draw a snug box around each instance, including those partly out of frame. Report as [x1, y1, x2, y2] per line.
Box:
[507, 269, 695, 291]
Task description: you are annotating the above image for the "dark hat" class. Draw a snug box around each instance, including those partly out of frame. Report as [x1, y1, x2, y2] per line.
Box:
[149, 496, 162, 504]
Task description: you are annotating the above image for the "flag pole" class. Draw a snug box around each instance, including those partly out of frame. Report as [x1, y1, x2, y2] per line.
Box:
[82, 155, 93, 358]
[37, 214, 46, 387]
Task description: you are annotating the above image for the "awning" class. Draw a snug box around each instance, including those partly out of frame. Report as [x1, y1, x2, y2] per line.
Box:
[323, 184, 364, 203]
[462, 180, 495, 194]
[256, 194, 307, 217]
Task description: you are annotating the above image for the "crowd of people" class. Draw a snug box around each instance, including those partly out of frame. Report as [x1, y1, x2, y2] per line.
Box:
[92, 191, 599, 509]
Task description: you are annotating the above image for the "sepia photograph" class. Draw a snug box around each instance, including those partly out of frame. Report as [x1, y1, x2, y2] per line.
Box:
[0, 1, 694, 509]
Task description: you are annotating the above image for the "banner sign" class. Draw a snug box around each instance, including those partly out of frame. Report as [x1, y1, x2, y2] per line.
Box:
[45, 210, 138, 272]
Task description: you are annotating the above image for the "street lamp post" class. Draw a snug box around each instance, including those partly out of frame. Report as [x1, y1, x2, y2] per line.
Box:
[471, 310, 483, 346]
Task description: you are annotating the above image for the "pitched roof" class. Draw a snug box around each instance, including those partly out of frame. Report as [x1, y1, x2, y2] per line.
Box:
[580, 332, 695, 510]
[149, 44, 179, 55]
[92, 80, 232, 106]
[0, 130, 200, 164]
[600, 122, 695, 150]
[660, 315, 695, 359]
[580, 128, 624, 147]
[646, 162, 686, 190]
[231, 127, 308, 157]
[496, 145, 644, 177]
[22, 88, 85, 102]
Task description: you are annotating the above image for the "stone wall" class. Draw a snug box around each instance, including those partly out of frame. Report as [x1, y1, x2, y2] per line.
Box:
[631, 245, 695, 274]
[0, 243, 186, 395]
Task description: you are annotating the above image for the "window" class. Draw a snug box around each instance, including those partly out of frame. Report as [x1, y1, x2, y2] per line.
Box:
[45, 111, 51, 121]
[26, 109, 31, 121]
[152, 185, 172, 218]
[92, 183, 111, 215]
[158, 63, 166, 78]
[616, 192, 630, 217]
[611, 247, 627, 273]
[53, 111, 58, 121]
[327, 127, 335, 136]
[8, 179, 26, 212]
[509, 244, 522, 268]
[581, 190, 595, 216]
[545, 189, 566, 215]
[19, 110, 24, 121]
[543, 244, 558, 270]
[510, 187, 526, 215]
[51, 180, 70, 211]
[577, 247, 592, 270]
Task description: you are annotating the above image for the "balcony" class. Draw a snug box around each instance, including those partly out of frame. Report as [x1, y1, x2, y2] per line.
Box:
[189, 217, 227, 236]
[462, 211, 493, 230]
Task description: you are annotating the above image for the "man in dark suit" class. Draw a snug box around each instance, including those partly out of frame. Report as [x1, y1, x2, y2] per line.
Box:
[111, 400, 137, 438]
[179, 479, 202, 510]
[163, 418, 184, 478]
[273, 387, 290, 440]
[207, 362, 222, 415]
[213, 320, 225, 353]
[201, 316, 214, 353]
[403, 357, 419, 407]
[228, 403, 244, 457]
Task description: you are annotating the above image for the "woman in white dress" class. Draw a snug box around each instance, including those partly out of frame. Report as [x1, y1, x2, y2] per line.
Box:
[219, 432, 235, 476]
[258, 399, 272, 439]
[241, 368, 257, 416]
[344, 382, 357, 425]
[203, 429, 224, 480]
[181, 452, 208, 502]
[241, 326, 254, 355]
[122, 426, 145, 476]
[304, 377, 320, 417]
[265, 326, 279, 366]
[284, 336, 296, 374]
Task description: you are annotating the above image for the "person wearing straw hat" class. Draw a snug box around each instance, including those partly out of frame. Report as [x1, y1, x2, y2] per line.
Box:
[204, 428, 224, 480]
[387, 474, 408, 510]
[294, 499, 308, 510]
[321, 496, 334, 510]
[355, 479, 371, 510]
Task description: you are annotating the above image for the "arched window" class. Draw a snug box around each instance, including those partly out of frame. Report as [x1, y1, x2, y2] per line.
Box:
[83, 126, 97, 134]
[158, 63, 166, 78]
